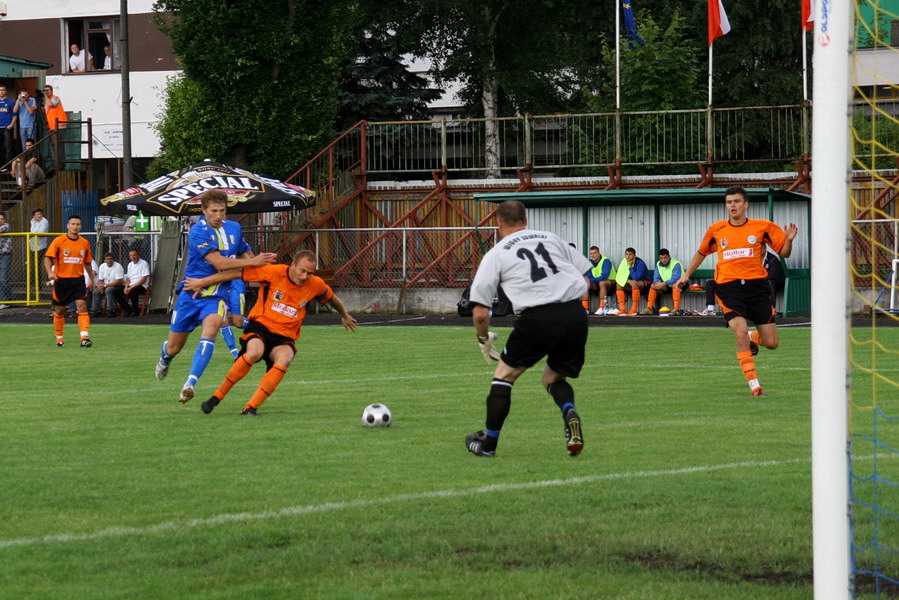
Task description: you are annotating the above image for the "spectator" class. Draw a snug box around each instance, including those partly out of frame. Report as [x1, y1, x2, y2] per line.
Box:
[102, 45, 113, 70]
[642, 248, 684, 315]
[0, 85, 16, 167]
[29, 208, 50, 266]
[69, 43, 93, 72]
[123, 248, 150, 316]
[92, 252, 126, 317]
[12, 138, 45, 191]
[614, 247, 651, 316]
[13, 88, 37, 152]
[0, 211, 11, 309]
[42, 85, 66, 131]
[582, 245, 618, 316]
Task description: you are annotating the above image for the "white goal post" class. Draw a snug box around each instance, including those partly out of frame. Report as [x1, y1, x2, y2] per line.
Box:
[811, 1, 852, 599]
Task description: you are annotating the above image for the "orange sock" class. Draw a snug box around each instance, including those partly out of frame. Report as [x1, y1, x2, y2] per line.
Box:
[245, 364, 288, 410]
[215, 355, 254, 401]
[582, 299, 590, 311]
[750, 330, 761, 346]
[630, 289, 641, 313]
[599, 297, 606, 309]
[616, 289, 627, 312]
[672, 287, 682, 310]
[737, 350, 759, 385]
[53, 312, 65, 341]
[646, 289, 658, 309]
[77, 312, 91, 339]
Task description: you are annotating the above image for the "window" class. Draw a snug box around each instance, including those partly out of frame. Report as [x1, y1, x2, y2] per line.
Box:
[65, 17, 121, 72]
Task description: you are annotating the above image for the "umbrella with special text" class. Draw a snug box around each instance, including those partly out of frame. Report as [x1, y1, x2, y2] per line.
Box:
[99, 160, 315, 216]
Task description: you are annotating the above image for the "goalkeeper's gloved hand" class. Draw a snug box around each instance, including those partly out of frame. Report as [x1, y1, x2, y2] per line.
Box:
[478, 332, 500, 364]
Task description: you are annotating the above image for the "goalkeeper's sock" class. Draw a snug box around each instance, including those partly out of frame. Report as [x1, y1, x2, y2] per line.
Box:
[737, 350, 759, 386]
[547, 380, 575, 415]
[244, 363, 288, 410]
[645, 288, 658, 310]
[484, 379, 512, 451]
[214, 355, 254, 400]
[220, 325, 239, 359]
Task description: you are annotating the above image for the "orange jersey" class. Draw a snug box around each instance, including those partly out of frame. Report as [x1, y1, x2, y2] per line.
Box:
[46, 234, 92, 279]
[697, 219, 788, 284]
[243, 264, 333, 340]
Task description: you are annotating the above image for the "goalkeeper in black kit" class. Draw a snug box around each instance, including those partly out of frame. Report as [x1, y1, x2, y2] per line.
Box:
[465, 200, 594, 458]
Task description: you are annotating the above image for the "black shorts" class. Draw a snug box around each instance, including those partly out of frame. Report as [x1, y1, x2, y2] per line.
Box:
[715, 278, 776, 326]
[587, 280, 615, 295]
[241, 321, 296, 371]
[502, 300, 588, 378]
[52, 277, 88, 307]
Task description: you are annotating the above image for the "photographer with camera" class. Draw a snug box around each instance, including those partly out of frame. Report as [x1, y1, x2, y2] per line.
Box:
[14, 88, 37, 152]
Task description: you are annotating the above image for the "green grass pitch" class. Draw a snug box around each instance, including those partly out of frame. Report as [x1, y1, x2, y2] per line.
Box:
[0, 321, 837, 598]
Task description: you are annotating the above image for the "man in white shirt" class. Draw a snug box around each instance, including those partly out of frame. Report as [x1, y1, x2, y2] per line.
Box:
[465, 200, 593, 458]
[69, 43, 93, 72]
[123, 249, 150, 316]
[92, 252, 126, 317]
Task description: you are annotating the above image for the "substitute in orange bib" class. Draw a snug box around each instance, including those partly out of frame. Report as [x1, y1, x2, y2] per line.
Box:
[183, 249, 357, 416]
[677, 186, 798, 397]
[44, 215, 94, 347]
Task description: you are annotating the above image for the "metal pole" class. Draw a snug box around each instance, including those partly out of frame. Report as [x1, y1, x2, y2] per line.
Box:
[120, 0, 133, 188]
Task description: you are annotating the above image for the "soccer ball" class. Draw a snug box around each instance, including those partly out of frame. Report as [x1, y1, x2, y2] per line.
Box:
[658, 306, 671, 316]
[361, 403, 392, 428]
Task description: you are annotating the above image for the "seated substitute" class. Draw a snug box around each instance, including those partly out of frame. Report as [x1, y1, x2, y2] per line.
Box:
[641, 248, 684, 315]
[582, 245, 618, 316]
[615, 247, 651, 316]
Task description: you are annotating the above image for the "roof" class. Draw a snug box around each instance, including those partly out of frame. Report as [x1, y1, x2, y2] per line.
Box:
[473, 187, 810, 207]
[0, 55, 52, 78]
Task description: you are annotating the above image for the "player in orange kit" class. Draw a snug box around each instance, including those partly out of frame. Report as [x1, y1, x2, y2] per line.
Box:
[677, 187, 798, 397]
[44, 215, 94, 347]
[183, 249, 357, 415]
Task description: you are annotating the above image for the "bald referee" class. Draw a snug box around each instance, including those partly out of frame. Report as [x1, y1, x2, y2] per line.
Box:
[465, 200, 594, 458]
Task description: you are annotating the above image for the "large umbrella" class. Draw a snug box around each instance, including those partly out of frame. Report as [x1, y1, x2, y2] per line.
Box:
[99, 160, 315, 216]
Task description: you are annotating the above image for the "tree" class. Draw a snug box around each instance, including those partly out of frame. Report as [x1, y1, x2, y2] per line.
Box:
[150, 0, 346, 179]
[336, 4, 442, 131]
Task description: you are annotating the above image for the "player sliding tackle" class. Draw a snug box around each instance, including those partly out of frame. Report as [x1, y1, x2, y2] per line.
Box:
[183, 248, 357, 415]
[677, 186, 798, 397]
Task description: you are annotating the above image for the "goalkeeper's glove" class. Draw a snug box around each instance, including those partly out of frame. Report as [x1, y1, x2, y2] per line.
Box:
[478, 332, 500, 364]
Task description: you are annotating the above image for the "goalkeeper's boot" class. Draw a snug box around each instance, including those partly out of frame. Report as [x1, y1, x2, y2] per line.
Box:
[201, 396, 220, 414]
[564, 408, 584, 456]
[155, 358, 170, 381]
[465, 430, 496, 457]
[178, 384, 195, 404]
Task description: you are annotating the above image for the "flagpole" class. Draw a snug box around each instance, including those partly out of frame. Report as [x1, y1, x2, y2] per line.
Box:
[707, 44, 714, 162]
[802, 27, 809, 101]
[615, 0, 621, 111]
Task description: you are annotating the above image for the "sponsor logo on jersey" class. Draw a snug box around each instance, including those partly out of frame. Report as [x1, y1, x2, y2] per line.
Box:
[63, 256, 83, 264]
[722, 248, 753, 260]
[748, 235, 757, 244]
[271, 301, 298, 318]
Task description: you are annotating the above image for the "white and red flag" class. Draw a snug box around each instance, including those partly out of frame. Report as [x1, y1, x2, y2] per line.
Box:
[708, 0, 731, 46]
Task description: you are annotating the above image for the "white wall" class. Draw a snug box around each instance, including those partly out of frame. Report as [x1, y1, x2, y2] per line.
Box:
[46, 70, 178, 159]
[2, 1, 157, 21]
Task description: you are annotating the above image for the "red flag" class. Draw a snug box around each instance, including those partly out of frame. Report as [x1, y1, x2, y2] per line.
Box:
[708, 0, 732, 46]
[801, 0, 814, 32]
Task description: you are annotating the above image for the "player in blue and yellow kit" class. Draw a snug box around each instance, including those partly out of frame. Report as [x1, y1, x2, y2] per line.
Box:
[155, 190, 277, 404]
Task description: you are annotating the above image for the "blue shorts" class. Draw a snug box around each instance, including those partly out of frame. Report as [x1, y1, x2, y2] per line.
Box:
[169, 291, 226, 333]
[227, 286, 245, 316]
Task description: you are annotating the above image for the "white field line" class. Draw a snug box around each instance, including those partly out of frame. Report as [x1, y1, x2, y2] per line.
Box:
[0, 457, 810, 550]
